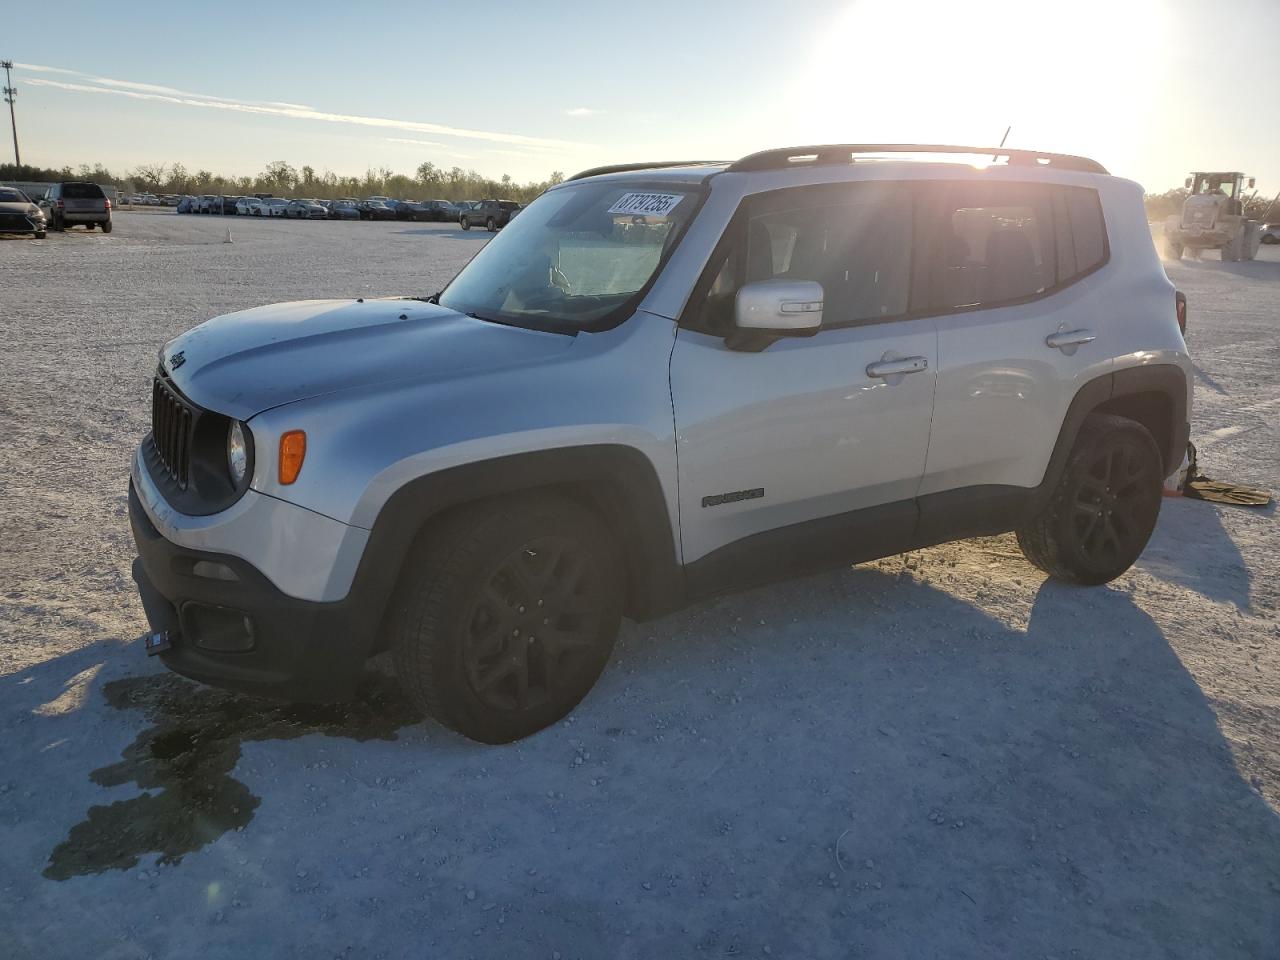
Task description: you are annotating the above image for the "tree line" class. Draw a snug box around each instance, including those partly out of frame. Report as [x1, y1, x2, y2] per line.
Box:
[0, 159, 565, 203]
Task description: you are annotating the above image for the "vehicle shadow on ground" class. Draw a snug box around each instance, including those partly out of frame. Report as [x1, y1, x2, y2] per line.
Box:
[9, 565, 1279, 956]
[1138, 497, 1260, 610]
[394, 227, 490, 240]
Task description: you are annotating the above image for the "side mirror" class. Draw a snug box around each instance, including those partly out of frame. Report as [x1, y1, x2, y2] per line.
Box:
[1184, 177, 1192, 189]
[726, 279, 823, 352]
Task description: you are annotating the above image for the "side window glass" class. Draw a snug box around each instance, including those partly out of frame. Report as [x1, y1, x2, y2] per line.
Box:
[743, 184, 914, 325]
[1064, 187, 1106, 274]
[930, 185, 1055, 309]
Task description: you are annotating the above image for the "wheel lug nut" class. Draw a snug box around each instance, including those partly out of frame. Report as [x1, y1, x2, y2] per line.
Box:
[542, 617, 549, 625]
[537, 599, 544, 607]
[512, 629, 520, 637]
[518, 605, 525, 614]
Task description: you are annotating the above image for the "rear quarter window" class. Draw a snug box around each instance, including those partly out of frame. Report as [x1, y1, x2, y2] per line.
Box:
[1062, 186, 1107, 274]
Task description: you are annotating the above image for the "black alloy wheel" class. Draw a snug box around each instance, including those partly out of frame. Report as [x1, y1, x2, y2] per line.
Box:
[462, 536, 606, 713]
[1017, 414, 1163, 585]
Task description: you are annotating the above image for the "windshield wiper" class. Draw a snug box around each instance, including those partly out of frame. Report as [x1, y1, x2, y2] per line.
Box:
[407, 293, 440, 304]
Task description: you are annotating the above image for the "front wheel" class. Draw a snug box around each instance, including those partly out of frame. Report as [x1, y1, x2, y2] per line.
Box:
[486, 217, 496, 232]
[1016, 414, 1163, 586]
[390, 496, 623, 744]
[460, 217, 471, 230]
[34, 230, 46, 239]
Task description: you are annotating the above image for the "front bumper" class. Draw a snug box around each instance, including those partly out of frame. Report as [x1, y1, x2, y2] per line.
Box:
[129, 482, 378, 701]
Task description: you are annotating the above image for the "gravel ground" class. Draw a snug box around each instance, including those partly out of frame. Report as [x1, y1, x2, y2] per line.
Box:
[1, 212, 1277, 959]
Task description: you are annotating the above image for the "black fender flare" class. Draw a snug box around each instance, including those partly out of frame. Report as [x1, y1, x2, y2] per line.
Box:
[1030, 363, 1189, 513]
[347, 445, 683, 652]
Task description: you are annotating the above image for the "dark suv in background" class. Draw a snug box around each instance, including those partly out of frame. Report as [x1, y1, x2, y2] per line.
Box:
[38, 182, 112, 232]
[461, 199, 521, 231]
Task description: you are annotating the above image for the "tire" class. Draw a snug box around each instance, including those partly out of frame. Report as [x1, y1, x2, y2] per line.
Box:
[84, 222, 95, 231]
[1165, 239, 1183, 260]
[1016, 414, 1164, 586]
[101, 221, 112, 234]
[460, 217, 470, 230]
[390, 495, 623, 744]
[486, 217, 496, 232]
[34, 230, 46, 239]
[53, 215, 64, 232]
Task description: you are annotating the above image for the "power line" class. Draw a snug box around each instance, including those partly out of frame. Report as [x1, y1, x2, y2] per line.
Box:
[2, 60, 20, 167]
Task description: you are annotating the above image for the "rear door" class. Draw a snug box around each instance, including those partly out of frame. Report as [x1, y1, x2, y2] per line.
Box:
[670, 180, 938, 578]
[917, 180, 1112, 511]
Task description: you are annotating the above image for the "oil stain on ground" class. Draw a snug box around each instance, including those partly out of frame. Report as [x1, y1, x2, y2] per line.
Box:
[45, 671, 419, 880]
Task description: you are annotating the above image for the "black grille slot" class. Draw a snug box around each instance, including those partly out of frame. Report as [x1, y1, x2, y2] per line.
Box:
[151, 376, 194, 489]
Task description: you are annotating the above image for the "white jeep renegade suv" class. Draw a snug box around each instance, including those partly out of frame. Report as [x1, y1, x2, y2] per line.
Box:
[130, 144, 1192, 743]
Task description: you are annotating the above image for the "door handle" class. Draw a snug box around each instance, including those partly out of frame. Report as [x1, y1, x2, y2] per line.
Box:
[1045, 329, 1096, 350]
[866, 356, 929, 378]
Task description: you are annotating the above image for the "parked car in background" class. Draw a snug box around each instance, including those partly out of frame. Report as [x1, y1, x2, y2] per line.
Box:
[38, 182, 112, 232]
[454, 200, 479, 222]
[194, 195, 219, 214]
[160, 195, 180, 206]
[1261, 223, 1280, 244]
[392, 200, 432, 221]
[219, 196, 242, 215]
[263, 198, 289, 217]
[419, 199, 458, 221]
[285, 199, 329, 219]
[236, 197, 266, 216]
[461, 199, 520, 231]
[176, 196, 196, 213]
[0, 185, 47, 238]
[328, 199, 361, 220]
[359, 199, 397, 220]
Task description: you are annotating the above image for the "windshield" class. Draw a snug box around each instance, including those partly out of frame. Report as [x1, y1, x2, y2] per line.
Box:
[0, 188, 29, 202]
[439, 181, 701, 331]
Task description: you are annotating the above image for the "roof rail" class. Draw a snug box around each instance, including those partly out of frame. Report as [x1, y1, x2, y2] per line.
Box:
[565, 160, 724, 182]
[727, 144, 1108, 175]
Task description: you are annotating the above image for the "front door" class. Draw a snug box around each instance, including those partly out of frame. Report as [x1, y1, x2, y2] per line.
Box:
[669, 180, 938, 588]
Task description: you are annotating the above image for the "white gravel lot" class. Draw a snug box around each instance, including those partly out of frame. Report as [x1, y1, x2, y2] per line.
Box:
[1, 212, 1277, 959]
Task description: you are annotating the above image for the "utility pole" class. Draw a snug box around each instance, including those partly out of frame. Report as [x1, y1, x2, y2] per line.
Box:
[2, 60, 20, 167]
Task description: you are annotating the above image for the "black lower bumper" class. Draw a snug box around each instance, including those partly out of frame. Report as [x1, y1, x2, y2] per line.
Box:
[128, 482, 378, 702]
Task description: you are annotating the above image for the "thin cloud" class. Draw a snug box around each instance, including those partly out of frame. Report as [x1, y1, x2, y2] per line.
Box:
[17, 62, 312, 110]
[19, 64, 587, 150]
[385, 137, 447, 148]
[564, 107, 602, 117]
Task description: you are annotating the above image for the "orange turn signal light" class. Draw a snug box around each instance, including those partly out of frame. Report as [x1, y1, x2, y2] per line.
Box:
[278, 430, 306, 484]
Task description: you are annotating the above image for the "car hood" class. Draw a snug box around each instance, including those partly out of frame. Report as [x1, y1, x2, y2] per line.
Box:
[162, 298, 574, 421]
[0, 200, 40, 215]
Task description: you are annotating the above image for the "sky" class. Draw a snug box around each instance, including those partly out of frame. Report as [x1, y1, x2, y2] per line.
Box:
[2, 0, 1278, 195]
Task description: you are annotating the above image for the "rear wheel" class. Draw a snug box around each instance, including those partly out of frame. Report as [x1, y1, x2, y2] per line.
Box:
[486, 217, 497, 232]
[1016, 414, 1163, 586]
[390, 496, 623, 743]
[34, 230, 46, 239]
[101, 221, 112, 234]
[1165, 238, 1183, 260]
[460, 217, 471, 230]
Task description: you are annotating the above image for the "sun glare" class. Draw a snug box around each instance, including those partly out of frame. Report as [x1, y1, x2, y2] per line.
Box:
[783, 0, 1165, 177]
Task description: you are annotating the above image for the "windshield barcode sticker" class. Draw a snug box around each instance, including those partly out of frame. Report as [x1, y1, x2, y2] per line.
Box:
[608, 192, 684, 217]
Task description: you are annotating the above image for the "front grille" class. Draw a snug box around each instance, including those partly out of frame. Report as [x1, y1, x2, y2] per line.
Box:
[151, 376, 195, 489]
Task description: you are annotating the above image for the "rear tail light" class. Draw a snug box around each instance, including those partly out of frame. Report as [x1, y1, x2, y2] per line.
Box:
[105, 198, 111, 210]
[1175, 290, 1187, 335]
[55, 199, 64, 209]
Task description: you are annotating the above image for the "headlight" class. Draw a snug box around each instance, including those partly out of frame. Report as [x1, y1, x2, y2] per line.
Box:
[227, 421, 249, 485]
